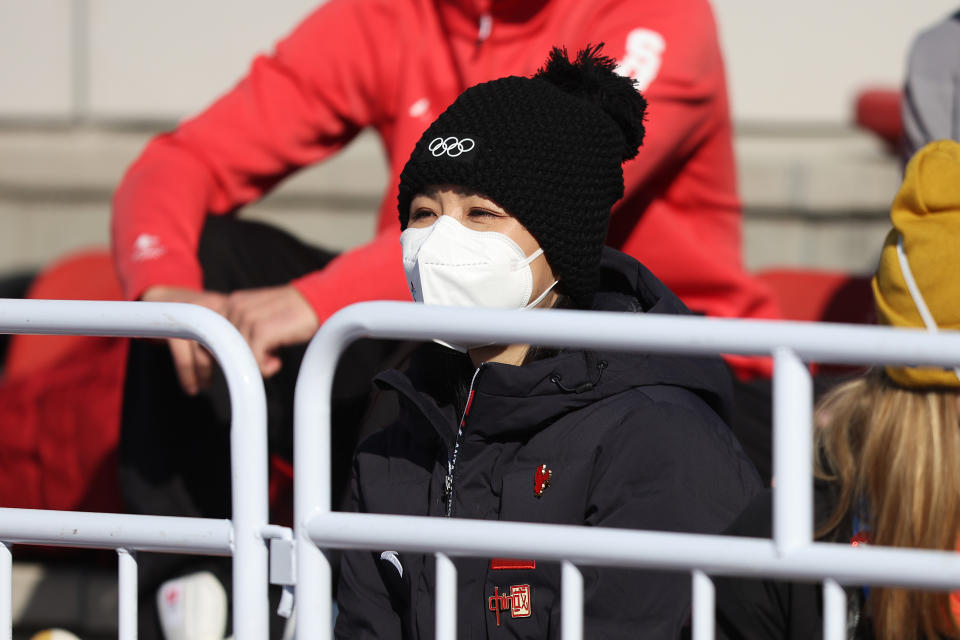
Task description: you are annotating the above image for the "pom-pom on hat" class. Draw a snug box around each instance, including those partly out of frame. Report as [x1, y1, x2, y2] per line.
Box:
[873, 139, 960, 388]
[397, 44, 647, 307]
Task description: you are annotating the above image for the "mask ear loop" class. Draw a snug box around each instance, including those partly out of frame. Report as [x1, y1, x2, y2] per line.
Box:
[518, 248, 559, 310]
[522, 279, 559, 310]
[896, 234, 960, 381]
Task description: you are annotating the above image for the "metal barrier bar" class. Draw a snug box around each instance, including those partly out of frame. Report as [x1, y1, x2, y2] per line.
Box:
[294, 302, 960, 639]
[773, 348, 813, 553]
[308, 511, 960, 589]
[692, 570, 715, 640]
[296, 302, 960, 371]
[561, 561, 583, 640]
[823, 578, 847, 640]
[118, 548, 137, 640]
[0, 299, 269, 640]
[0, 542, 9, 640]
[435, 553, 457, 640]
[0, 509, 232, 554]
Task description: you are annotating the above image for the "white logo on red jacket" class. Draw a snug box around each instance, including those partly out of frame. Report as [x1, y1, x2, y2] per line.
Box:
[132, 233, 166, 262]
[616, 28, 665, 91]
[408, 97, 431, 119]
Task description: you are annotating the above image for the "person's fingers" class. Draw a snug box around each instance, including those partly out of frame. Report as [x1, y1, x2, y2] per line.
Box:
[192, 342, 215, 391]
[224, 294, 259, 344]
[247, 324, 284, 378]
[202, 291, 228, 315]
[222, 287, 317, 378]
[260, 353, 283, 378]
[168, 338, 199, 396]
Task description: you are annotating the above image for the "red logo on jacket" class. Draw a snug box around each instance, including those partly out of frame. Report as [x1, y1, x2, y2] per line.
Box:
[488, 585, 532, 625]
[534, 464, 552, 497]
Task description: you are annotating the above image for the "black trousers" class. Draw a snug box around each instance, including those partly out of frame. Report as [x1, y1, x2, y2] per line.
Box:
[119, 216, 406, 638]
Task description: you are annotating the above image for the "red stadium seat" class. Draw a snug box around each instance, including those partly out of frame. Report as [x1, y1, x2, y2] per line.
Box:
[756, 268, 873, 325]
[854, 88, 903, 154]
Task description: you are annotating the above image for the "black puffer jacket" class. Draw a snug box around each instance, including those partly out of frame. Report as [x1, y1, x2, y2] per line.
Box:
[335, 249, 762, 639]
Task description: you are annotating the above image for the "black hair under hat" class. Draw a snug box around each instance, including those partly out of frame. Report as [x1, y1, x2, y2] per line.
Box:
[398, 44, 647, 306]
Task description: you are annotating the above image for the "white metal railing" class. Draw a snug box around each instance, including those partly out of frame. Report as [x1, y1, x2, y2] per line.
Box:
[0, 299, 271, 640]
[293, 301, 960, 640]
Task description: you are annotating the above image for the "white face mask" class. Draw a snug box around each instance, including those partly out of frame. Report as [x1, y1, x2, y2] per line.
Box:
[400, 216, 558, 349]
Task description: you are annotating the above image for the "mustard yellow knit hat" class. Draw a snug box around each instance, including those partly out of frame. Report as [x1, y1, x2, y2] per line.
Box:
[873, 139, 960, 388]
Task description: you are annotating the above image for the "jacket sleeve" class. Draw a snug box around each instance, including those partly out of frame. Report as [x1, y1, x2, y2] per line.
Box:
[576, 0, 784, 371]
[334, 458, 404, 640]
[291, 228, 411, 325]
[580, 397, 761, 638]
[581, 0, 735, 211]
[110, 0, 399, 302]
[712, 491, 803, 640]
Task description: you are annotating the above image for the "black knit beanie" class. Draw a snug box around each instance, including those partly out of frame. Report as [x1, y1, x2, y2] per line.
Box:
[397, 44, 647, 307]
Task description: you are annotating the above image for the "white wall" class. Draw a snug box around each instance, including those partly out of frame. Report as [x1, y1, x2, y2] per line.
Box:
[0, 0, 318, 121]
[0, 1, 74, 118]
[712, 0, 958, 125]
[87, 0, 318, 119]
[0, 0, 957, 124]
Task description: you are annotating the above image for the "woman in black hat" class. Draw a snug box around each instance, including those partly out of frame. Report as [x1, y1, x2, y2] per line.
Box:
[335, 45, 760, 639]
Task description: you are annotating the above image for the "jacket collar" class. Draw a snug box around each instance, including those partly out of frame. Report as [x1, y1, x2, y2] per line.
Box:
[437, 0, 551, 41]
[374, 248, 734, 443]
[375, 348, 610, 444]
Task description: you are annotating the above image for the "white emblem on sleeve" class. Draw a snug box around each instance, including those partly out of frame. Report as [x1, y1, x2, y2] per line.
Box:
[615, 28, 666, 91]
[132, 233, 167, 262]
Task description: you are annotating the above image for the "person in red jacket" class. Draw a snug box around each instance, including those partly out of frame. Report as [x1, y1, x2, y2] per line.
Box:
[112, 0, 780, 636]
[113, 0, 779, 378]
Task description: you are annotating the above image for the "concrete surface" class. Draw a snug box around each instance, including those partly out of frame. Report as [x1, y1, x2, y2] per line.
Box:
[0, 123, 898, 279]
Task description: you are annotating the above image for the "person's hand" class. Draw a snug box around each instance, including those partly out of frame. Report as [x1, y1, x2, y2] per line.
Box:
[223, 285, 320, 378]
[141, 286, 228, 395]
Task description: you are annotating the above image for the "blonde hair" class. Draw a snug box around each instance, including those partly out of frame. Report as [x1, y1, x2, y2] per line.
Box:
[815, 369, 960, 639]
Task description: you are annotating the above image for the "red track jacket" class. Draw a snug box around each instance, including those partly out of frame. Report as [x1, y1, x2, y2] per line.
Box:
[112, 0, 780, 377]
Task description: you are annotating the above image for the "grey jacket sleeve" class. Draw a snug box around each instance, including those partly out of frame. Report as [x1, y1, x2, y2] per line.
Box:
[901, 11, 960, 163]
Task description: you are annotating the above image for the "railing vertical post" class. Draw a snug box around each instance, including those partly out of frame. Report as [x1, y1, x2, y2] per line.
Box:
[435, 553, 457, 640]
[823, 579, 847, 640]
[561, 561, 583, 640]
[772, 348, 813, 552]
[295, 323, 357, 640]
[227, 378, 270, 640]
[0, 542, 9, 640]
[118, 548, 137, 640]
[200, 305, 271, 640]
[691, 570, 715, 640]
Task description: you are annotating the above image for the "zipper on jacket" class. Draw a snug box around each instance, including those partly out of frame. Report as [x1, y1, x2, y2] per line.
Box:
[444, 366, 482, 517]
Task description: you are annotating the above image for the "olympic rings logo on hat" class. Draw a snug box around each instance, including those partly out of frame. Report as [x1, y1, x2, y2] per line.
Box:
[429, 136, 475, 158]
